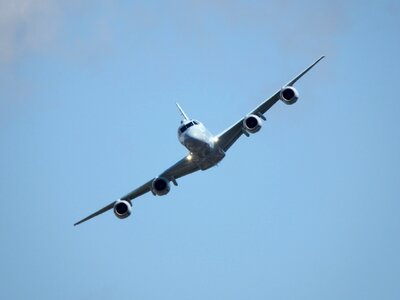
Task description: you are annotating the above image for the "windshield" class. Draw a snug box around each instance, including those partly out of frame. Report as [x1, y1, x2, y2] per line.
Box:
[179, 121, 196, 133]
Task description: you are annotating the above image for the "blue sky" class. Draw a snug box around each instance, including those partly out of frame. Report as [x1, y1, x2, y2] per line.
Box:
[1, 0, 399, 299]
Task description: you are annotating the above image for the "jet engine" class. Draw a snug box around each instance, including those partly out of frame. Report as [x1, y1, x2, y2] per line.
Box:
[280, 86, 299, 105]
[243, 114, 263, 134]
[152, 177, 170, 196]
[113, 200, 132, 219]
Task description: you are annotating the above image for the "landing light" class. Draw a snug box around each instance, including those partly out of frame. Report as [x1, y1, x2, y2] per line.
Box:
[213, 137, 219, 143]
[187, 154, 193, 161]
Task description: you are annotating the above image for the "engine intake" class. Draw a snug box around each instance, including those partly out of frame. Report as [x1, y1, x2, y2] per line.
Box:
[152, 177, 170, 196]
[113, 200, 132, 219]
[243, 114, 262, 134]
[280, 86, 299, 105]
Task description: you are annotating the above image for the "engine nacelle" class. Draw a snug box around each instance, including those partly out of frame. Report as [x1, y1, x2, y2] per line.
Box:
[243, 114, 263, 134]
[152, 177, 170, 196]
[113, 200, 132, 219]
[280, 86, 299, 105]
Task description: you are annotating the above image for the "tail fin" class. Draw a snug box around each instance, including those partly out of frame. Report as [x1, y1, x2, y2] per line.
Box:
[176, 103, 189, 121]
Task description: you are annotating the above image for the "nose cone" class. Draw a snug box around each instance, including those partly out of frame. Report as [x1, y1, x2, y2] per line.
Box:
[186, 128, 202, 140]
[184, 128, 208, 152]
[185, 131, 202, 148]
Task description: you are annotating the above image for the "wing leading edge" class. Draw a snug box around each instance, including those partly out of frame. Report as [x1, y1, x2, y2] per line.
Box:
[74, 156, 200, 226]
[216, 56, 325, 152]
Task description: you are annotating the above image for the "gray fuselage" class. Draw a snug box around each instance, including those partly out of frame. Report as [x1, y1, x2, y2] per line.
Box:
[177, 120, 225, 170]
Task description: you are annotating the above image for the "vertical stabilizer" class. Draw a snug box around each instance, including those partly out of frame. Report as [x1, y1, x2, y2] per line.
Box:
[176, 103, 190, 121]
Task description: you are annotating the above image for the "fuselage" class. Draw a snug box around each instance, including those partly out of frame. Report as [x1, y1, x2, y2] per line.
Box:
[177, 120, 225, 170]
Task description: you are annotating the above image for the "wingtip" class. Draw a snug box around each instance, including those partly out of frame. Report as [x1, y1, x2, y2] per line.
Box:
[312, 55, 325, 66]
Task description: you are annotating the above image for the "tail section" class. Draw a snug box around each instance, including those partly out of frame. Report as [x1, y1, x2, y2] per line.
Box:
[176, 103, 190, 121]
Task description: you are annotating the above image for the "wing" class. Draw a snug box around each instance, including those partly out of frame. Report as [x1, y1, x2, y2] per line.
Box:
[216, 56, 325, 152]
[74, 155, 200, 226]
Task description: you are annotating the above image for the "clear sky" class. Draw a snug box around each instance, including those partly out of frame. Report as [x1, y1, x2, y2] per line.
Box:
[1, 0, 399, 299]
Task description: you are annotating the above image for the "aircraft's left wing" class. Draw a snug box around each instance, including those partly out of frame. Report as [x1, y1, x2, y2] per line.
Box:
[74, 155, 200, 226]
[216, 56, 325, 152]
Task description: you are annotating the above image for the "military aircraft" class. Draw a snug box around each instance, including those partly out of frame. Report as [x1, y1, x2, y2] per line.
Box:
[74, 56, 325, 226]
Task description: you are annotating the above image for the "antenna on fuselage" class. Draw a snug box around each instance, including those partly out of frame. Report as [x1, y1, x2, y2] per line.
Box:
[176, 103, 190, 121]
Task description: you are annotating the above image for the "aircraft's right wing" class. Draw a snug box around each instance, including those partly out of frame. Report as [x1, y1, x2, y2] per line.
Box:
[74, 155, 200, 226]
[216, 56, 325, 152]
[120, 155, 200, 201]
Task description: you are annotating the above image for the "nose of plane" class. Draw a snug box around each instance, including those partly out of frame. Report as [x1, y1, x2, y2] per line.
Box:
[184, 128, 206, 151]
[186, 128, 201, 140]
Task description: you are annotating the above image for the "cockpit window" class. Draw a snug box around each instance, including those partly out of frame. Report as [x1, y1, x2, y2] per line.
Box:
[179, 121, 196, 133]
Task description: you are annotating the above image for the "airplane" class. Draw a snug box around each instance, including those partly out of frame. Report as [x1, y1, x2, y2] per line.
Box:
[74, 56, 325, 226]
